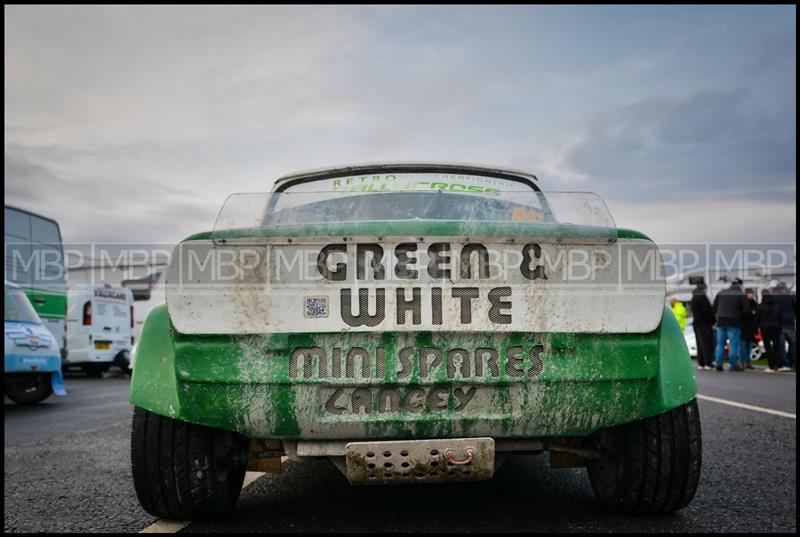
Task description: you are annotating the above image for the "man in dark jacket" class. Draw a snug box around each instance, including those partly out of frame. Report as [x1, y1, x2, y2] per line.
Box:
[740, 288, 759, 369]
[770, 281, 797, 371]
[757, 289, 783, 372]
[712, 278, 751, 371]
[690, 283, 716, 370]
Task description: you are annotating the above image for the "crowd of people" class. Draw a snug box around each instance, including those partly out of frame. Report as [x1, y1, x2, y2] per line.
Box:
[672, 279, 796, 372]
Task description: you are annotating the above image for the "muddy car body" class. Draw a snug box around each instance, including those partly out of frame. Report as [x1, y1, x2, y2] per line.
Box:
[129, 163, 701, 519]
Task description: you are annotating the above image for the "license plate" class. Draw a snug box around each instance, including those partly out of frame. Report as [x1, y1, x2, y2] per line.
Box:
[345, 437, 494, 484]
[94, 342, 111, 350]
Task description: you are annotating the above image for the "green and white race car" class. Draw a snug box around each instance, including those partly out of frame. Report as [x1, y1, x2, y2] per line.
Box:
[129, 163, 700, 519]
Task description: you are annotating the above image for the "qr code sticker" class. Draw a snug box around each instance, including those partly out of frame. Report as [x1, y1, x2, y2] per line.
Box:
[304, 296, 328, 318]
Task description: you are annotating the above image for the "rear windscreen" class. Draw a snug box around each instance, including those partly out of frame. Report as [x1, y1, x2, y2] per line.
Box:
[211, 191, 616, 243]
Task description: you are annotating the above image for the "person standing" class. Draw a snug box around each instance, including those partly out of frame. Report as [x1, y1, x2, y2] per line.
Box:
[757, 289, 783, 372]
[690, 283, 716, 370]
[770, 281, 797, 372]
[712, 277, 750, 371]
[740, 288, 759, 370]
[670, 297, 688, 332]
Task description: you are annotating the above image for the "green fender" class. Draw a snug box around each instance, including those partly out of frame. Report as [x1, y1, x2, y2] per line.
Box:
[129, 304, 182, 418]
[654, 305, 697, 409]
[130, 304, 697, 433]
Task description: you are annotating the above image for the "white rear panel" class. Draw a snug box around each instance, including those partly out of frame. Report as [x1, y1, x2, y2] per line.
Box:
[166, 238, 666, 335]
[92, 288, 132, 337]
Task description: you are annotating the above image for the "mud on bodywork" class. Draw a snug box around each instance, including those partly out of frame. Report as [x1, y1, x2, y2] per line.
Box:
[130, 186, 694, 441]
[129, 302, 696, 441]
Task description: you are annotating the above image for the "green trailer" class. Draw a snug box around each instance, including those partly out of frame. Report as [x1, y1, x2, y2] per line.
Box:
[129, 163, 700, 519]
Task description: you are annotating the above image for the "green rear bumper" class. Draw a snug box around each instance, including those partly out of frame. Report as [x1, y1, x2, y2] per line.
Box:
[129, 304, 695, 440]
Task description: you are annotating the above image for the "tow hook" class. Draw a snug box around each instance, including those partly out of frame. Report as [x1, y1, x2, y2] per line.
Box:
[445, 448, 474, 465]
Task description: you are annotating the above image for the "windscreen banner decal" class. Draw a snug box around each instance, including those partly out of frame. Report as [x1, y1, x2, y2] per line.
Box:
[280, 173, 534, 203]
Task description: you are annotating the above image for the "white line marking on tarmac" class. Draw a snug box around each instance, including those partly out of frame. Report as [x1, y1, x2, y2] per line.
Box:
[242, 470, 267, 489]
[139, 520, 189, 534]
[139, 458, 285, 533]
[697, 394, 796, 419]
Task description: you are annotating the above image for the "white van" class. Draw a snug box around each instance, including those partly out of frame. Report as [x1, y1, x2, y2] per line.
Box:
[65, 284, 134, 376]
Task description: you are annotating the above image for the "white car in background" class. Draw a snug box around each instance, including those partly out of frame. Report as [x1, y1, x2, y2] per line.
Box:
[683, 317, 764, 362]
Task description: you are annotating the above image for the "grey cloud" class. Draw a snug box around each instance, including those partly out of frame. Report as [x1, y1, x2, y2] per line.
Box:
[4, 6, 795, 246]
[562, 87, 795, 203]
[4, 147, 219, 244]
[651, 88, 748, 144]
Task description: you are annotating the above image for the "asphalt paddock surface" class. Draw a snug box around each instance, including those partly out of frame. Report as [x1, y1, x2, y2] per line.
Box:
[180, 396, 798, 534]
[4, 377, 153, 533]
[4, 372, 797, 533]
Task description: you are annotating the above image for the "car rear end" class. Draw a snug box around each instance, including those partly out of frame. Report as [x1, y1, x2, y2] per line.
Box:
[129, 165, 700, 518]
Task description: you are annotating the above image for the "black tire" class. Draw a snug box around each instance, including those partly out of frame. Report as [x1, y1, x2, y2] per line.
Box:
[113, 352, 132, 376]
[131, 406, 249, 520]
[5, 373, 54, 404]
[587, 399, 702, 514]
[82, 363, 110, 378]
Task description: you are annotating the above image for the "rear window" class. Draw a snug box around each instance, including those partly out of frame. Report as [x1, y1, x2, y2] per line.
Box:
[211, 190, 616, 242]
[264, 191, 551, 226]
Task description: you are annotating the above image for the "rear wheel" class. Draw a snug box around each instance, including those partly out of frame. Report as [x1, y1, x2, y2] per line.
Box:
[131, 407, 249, 520]
[587, 399, 702, 514]
[82, 363, 110, 377]
[113, 352, 131, 376]
[5, 373, 54, 404]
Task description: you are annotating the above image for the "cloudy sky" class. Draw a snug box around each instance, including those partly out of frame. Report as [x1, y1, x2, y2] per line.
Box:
[5, 5, 796, 246]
